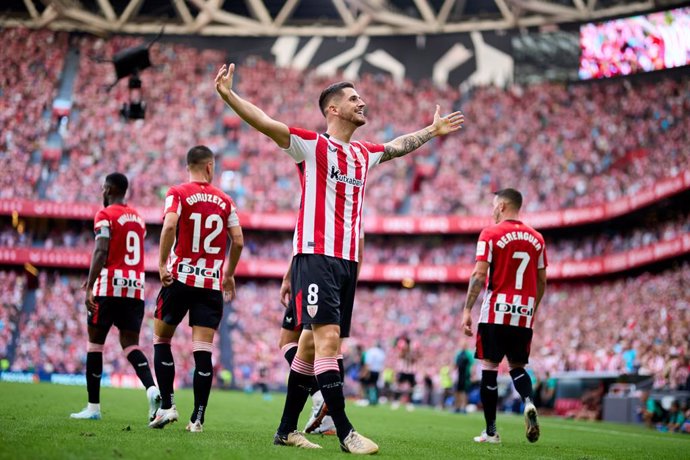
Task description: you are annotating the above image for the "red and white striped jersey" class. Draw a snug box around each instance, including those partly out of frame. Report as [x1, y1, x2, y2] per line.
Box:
[396, 349, 419, 375]
[163, 181, 240, 291]
[284, 127, 384, 262]
[476, 220, 547, 329]
[92, 204, 146, 300]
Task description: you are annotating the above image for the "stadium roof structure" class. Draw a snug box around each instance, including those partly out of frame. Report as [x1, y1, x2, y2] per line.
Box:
[0, 0, 684, 36]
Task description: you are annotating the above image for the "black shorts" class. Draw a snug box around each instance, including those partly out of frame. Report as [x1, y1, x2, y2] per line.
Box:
[288, 254, 358, 338]
[475, 323, 533, 364]
[281, 293, 300, 331]
[89, 296, 145, 333]
[155, 279, 223, 329]
[397, 372, 416, 387]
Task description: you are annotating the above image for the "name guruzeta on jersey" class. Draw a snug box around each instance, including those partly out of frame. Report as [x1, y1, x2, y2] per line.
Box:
[185, 193, 227, 209]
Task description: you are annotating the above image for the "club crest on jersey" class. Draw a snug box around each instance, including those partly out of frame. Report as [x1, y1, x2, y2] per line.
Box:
[177, 263, 220, 279]
[329, 166, 363, 187]
[494, 302, 533, 317]
[112, 277, 143, 289]
[307, 304, 318, 318]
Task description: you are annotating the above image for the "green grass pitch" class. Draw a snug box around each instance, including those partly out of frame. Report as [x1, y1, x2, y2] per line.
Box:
[0, 382, 687, 459]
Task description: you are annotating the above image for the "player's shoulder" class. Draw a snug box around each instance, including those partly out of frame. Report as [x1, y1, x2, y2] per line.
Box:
[479, 223, 503, 239]
[121, 203, 142, 216]
[352, 139, 384, 153]
[289, 127, 318, 140]
[515, 221, 544, 241]
[207, 184, 235, 204]
[95, 206, 110, 220]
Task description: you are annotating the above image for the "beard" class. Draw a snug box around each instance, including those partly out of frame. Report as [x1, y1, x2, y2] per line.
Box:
[352, 112, 367, 126]
[103, 196, 109, 208]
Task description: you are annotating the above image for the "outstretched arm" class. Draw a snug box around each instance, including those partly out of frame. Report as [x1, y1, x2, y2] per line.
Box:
[215, 63, 291, 149]
[380, 104, 464, 163]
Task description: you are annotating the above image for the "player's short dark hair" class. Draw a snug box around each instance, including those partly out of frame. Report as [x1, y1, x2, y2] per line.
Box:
[318, 81, 355, 117]
[494, 188, 523, 210]
[105, 172, 128, 195]
[187, 145, 214, 167]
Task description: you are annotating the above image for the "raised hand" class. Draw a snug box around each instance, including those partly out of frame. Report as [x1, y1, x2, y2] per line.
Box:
[432, 104, 464, 137]
[215, 63, 235, 99]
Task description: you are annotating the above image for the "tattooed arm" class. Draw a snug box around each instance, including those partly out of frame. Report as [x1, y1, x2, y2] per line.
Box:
[461, 261, 489, 337]
[380, 104, 464, 163]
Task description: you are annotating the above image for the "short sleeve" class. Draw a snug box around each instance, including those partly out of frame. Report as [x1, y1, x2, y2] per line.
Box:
[93, 210, 110, 240]
[163, 186, 182, 218]
[227, 201, 240, 228]
[475, 229, 492, 263]
[538, 244, 548, 269]
[282, 127, 317, 162]
[359, 141, 385, 170]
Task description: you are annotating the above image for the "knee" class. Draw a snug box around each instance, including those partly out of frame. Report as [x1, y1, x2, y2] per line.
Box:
[119, 332, 139, 350]
[314, 330, 339, 357]
[279, 329, 299, 350]
[508, 362, 526, 371]
[482, 360, 500, 371]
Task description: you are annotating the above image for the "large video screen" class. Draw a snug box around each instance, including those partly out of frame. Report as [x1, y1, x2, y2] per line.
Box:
[579, 7, 690, 80]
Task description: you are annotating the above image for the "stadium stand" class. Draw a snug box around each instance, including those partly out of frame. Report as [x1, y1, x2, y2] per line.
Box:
[2, 263, 688, 392]
[0, 32, 687, 216]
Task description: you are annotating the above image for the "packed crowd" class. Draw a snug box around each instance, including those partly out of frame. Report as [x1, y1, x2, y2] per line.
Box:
[2, 263, 687, 392]
[3, 209, 686, 265]
[0, 271, 24, 360]
[0, 28, 68, 200]
[2, 31, 688, 216]
[49, 36, 227, 207]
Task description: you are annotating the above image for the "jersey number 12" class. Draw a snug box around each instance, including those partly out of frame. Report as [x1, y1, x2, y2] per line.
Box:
[190, 213, 223, 254]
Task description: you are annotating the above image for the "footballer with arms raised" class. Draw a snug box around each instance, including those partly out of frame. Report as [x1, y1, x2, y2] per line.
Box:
[71, 173, 160, 422]
[216, 61, 463, 454]
[462, 188, 547, 444]
[148, 146, 244, 432]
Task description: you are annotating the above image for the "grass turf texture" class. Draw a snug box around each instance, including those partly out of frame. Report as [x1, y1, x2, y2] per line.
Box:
[0, 382, 687, 459]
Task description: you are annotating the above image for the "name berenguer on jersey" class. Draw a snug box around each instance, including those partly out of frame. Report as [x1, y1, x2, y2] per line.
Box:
[185, 193, 227, 209]
[495, 231, 542, 251]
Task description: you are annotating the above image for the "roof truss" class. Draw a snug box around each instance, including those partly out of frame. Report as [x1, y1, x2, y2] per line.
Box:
[1, 0, 665, 36]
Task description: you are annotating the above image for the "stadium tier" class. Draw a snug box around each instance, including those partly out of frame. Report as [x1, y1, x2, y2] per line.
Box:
[2, 265, 688, 392]
[1, 30, 688, 216]
[1, 208, 689, 281]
